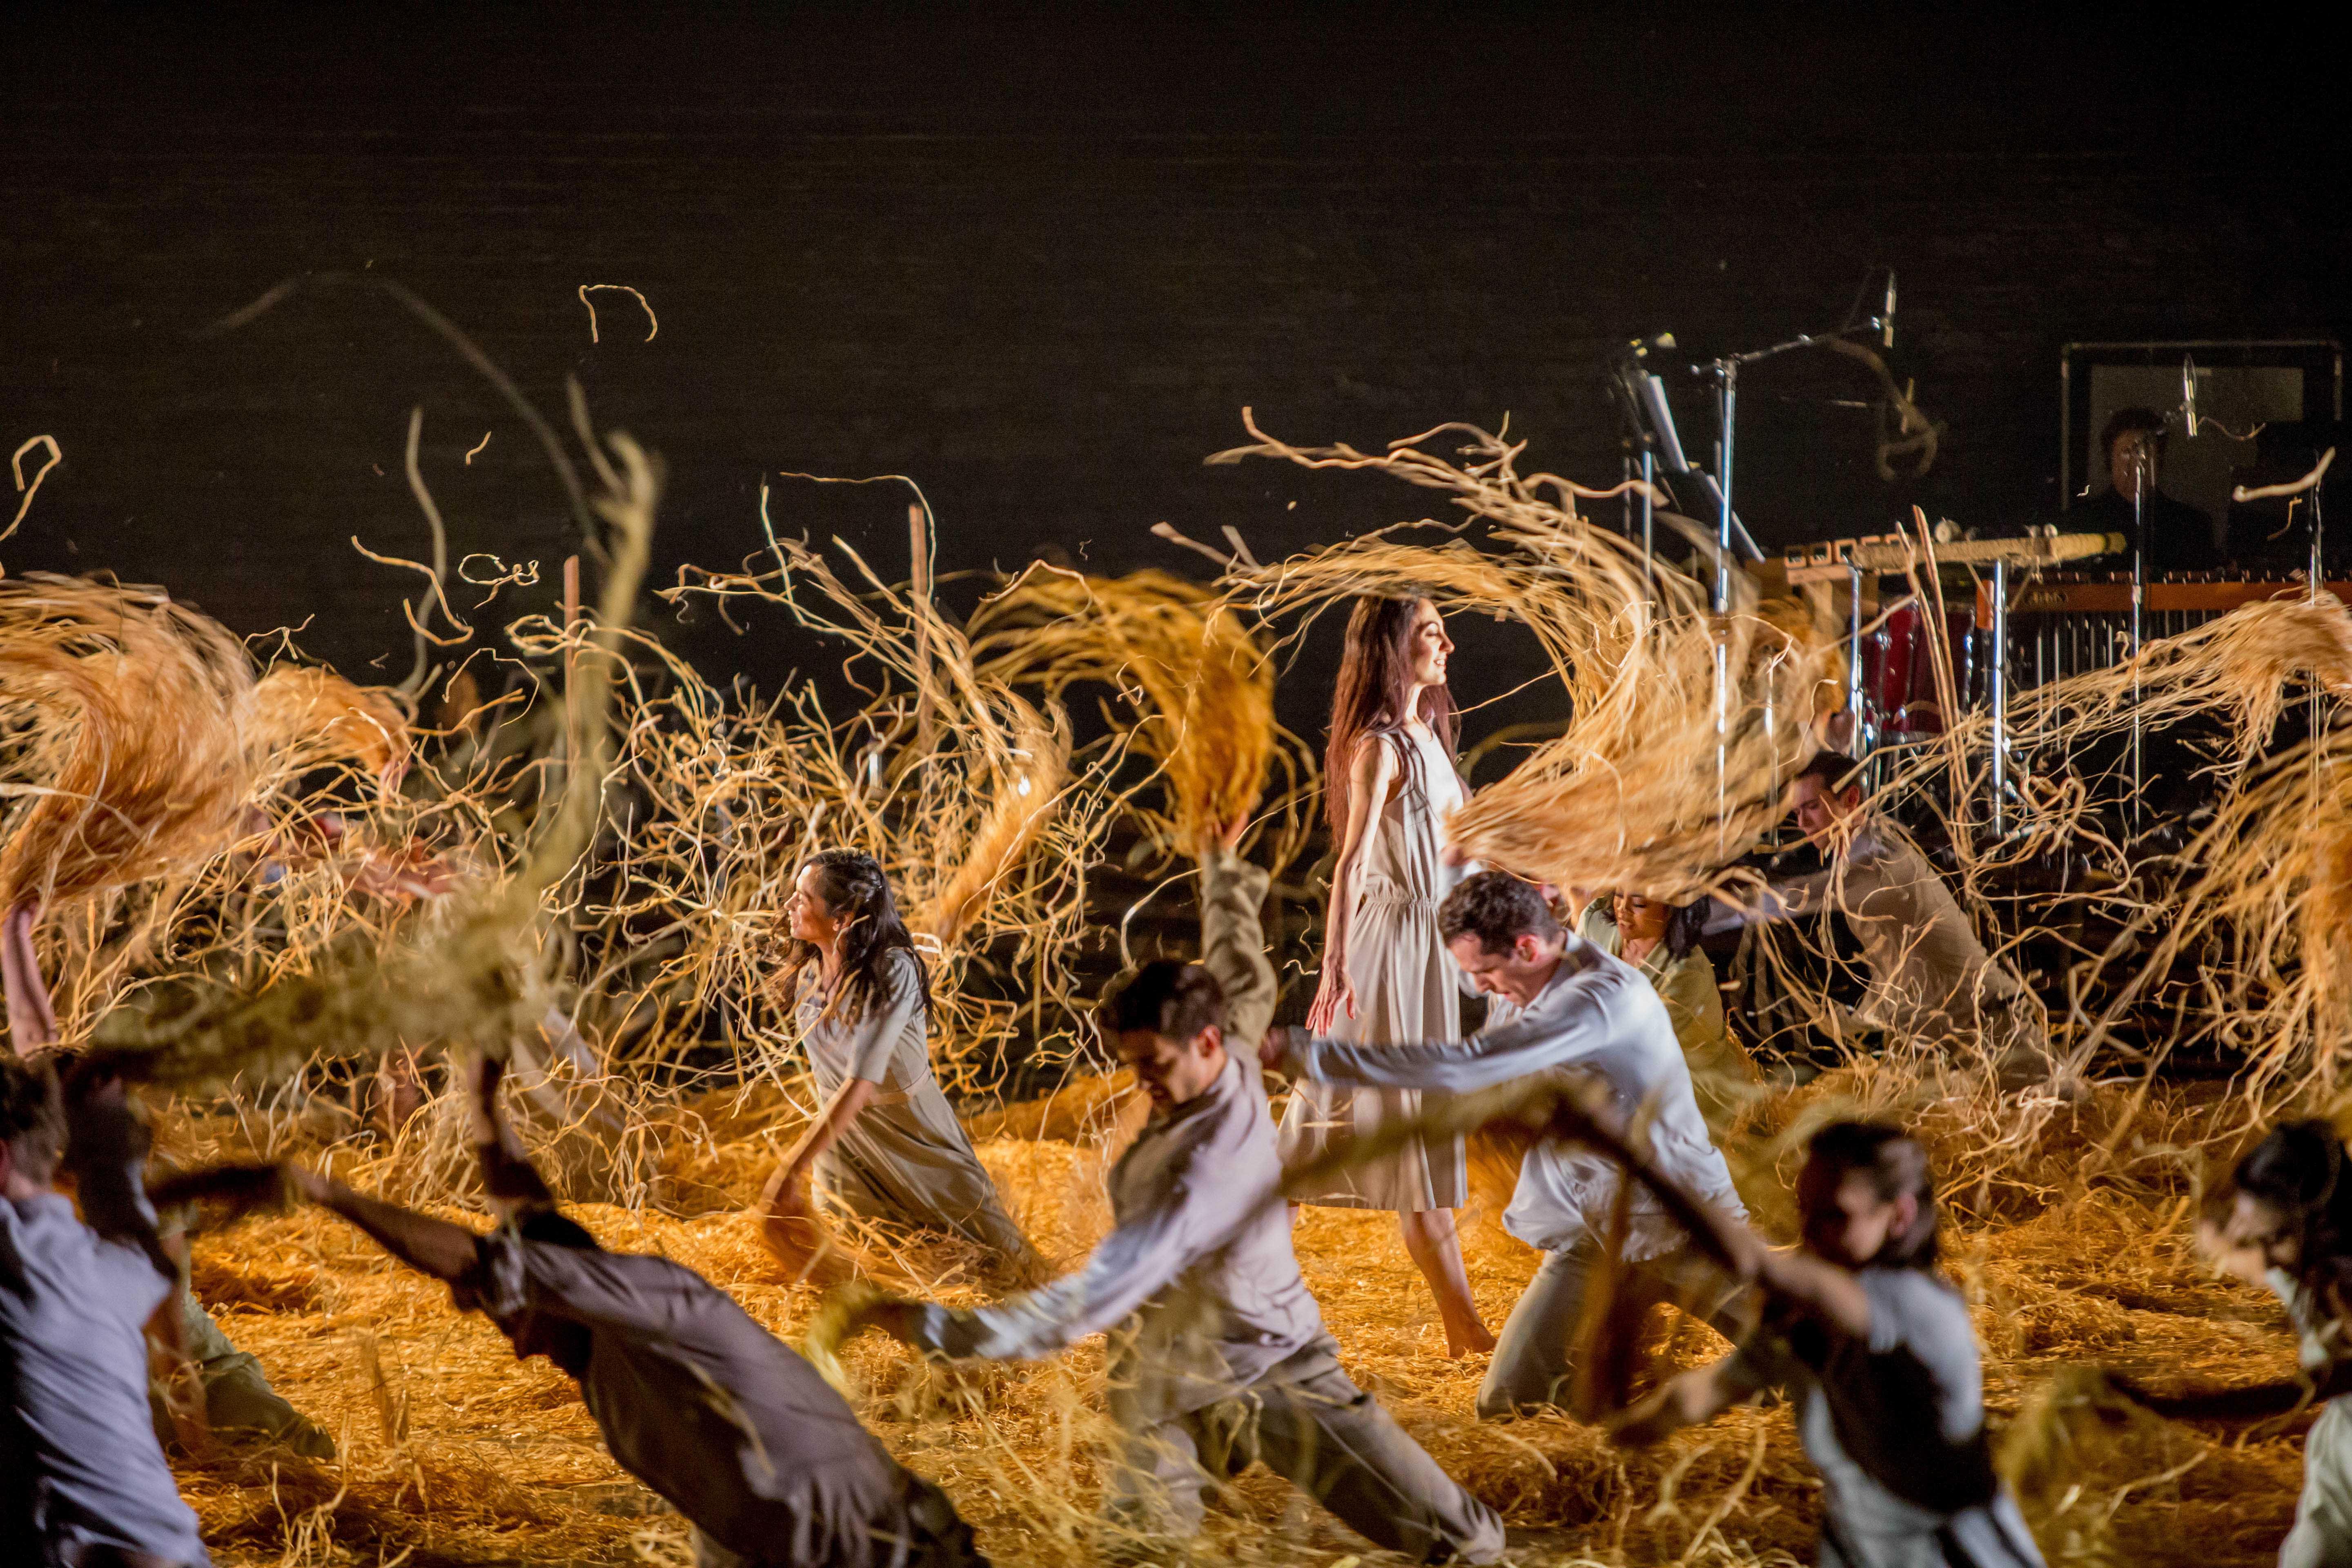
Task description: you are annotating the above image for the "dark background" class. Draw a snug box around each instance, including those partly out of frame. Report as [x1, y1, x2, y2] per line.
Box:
[4, 4, 2347, 739]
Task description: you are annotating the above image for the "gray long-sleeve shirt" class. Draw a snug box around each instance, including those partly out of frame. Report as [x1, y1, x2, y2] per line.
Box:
[907, 849, 1321, 1419]
[470, 1232, 938, 1568]
[1761, 823, 2024, 1040]
[1282, 935, 1744, 1260]
[4, 1092, 210, 1568]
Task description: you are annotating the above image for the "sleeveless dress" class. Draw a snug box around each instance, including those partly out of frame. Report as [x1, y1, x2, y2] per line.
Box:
[1278, 725, 1469, 1213]
[795, 948, 1029, 1258]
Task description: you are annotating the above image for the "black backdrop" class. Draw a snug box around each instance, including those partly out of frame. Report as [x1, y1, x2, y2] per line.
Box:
[4, 4, 2346, 742]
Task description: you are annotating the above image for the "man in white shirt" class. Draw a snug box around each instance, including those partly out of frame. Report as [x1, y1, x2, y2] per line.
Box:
[867, 840, 1504, 1562]
[1265, 871, 1746, 1421]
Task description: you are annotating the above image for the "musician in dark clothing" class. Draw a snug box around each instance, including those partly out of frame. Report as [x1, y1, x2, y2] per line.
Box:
[2074, 407, 2221, 575]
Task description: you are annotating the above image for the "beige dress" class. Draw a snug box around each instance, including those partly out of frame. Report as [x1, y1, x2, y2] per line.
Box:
[1278, 725, 1468, 1212]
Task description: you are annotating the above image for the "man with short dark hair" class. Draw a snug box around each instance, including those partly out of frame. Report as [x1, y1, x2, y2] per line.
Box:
[1779, 751, 2051, 1087]
[281, 1055, 982, 1568]
[3, 1054, 212, 1568]
[868, 828, 1503, 1562]
[1265, 869, 1746, 1422]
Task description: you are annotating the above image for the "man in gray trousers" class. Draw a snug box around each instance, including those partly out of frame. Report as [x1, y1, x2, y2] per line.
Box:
[869, 830, 1504, 1562]
[1265, 871, 1748, 1421]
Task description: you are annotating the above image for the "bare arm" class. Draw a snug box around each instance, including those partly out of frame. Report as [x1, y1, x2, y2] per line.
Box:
[761, 1076, 882, 1212]
[1308, 737, 1393, 1033]
[1611, 1352, 1771, 1446]
[287, 1164, 484, 1283]
[468, 1054, 555, 1219]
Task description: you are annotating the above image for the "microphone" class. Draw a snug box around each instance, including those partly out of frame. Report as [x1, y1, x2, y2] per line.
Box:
[1881, 270, 1896, 350]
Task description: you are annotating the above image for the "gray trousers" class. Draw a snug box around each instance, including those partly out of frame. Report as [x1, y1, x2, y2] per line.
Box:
[1109, 1344, 1504, 1564]
[1479, 1242, 1742, 1421]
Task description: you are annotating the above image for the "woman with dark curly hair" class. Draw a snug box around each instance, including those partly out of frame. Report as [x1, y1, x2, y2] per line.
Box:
[756, 849, 1033, 1267]
[1577, 891, 1758, 1134]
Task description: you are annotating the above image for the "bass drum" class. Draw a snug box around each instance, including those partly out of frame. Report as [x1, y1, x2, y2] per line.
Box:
[1864, 599, 1973, 740]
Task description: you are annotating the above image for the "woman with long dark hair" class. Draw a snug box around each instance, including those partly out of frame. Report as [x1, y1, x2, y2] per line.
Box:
[755, 849, 1032, 1265]
[1577, 891, 1759, 1134]
[1615, 1121, 2047, 1567]
[2117, 1120, 2352, 1566]
[1279, 593, 1494, 1356]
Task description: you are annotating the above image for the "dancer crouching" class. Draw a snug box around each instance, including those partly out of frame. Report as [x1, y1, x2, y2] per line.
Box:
[2113, 1120, 2352, 1568]
[756, 849, 1037, 1272]
[1612, 1121, 2046, 1568]
[1265, 871, 1746, 1420]
[864, 823, 1504, 1561]
[283, 1052, 984, 1568]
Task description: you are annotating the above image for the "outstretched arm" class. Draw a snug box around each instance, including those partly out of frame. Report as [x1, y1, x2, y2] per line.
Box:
[1611, 1349, 1775, 1446]
[2112, 1360, 2352, 1422]
[1198, 815, 1277, 1051]
[58, 1062, 176, 1280]
[285, 1164, 483, 1283]
[468, 1054, 555, 1219]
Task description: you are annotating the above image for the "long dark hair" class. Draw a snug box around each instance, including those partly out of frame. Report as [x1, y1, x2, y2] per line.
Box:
[2232, 1120, 2352, 1318]
[1805, 1120, 1940, 1271]
[1324, 593, 1457, 834]
[791, 849, 932, 1024]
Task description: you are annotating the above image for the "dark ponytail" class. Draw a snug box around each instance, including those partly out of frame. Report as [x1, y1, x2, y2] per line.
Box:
[792, 849, 932, 1025]
[2233, 1120, 2352, 1317]
[1806, 1120, 1940, 1270]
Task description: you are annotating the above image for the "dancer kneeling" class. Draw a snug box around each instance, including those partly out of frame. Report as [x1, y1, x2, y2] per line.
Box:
[1265, 871, 1746, 1420]
[285, 1053, 984, 1568]
[756, 849, 1036, 1270]
[1612, 1121, 2046, 1568]
[864, 828, 1504, 1562]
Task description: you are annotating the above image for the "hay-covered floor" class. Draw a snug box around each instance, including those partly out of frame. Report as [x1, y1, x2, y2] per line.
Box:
[167, 1077, 2311, 1568]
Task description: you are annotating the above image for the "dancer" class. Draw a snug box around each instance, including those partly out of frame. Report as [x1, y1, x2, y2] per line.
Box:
[1266, 871, 1746, 1420]
[755, 849, 1033, 1268]
[1611, 1121, 2047, 1568]
[285, 1053, 984, 1568]
[2, 1052, 212, 1568]
[1284, 592, 1492, 1356]
[1577, 891, 1759, 1134]
[864, 824, 1505, 1561]
[2112, 1120, 2352, 1567]
[1767, 751, 2053, 1087]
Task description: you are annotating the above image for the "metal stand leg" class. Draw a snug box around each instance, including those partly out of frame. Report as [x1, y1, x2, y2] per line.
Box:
[1989, 558, 2009, 835]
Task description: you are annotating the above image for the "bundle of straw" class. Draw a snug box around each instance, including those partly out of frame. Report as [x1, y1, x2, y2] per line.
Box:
[973, 566, 1295, 861]
[1209, 415, 1837, 900]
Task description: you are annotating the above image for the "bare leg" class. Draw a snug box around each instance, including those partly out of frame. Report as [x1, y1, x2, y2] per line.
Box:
[3, 902, 57, 1053]
[1400, 1207, 1495, 1357]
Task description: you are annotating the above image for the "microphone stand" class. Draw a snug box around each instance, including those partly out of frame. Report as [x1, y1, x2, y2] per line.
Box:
[2129, 447, 2146, 831]
[1691, 308, 1890, 840]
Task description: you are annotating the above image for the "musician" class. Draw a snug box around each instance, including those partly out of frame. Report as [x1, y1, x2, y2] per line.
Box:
[2073, 407, 2221, 575]
[1743, 752, 2059, 1091]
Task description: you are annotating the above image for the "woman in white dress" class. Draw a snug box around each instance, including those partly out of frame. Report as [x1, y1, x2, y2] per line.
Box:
[1282, 594, 1495, 1356]
[756, 849, 1034, 1267]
